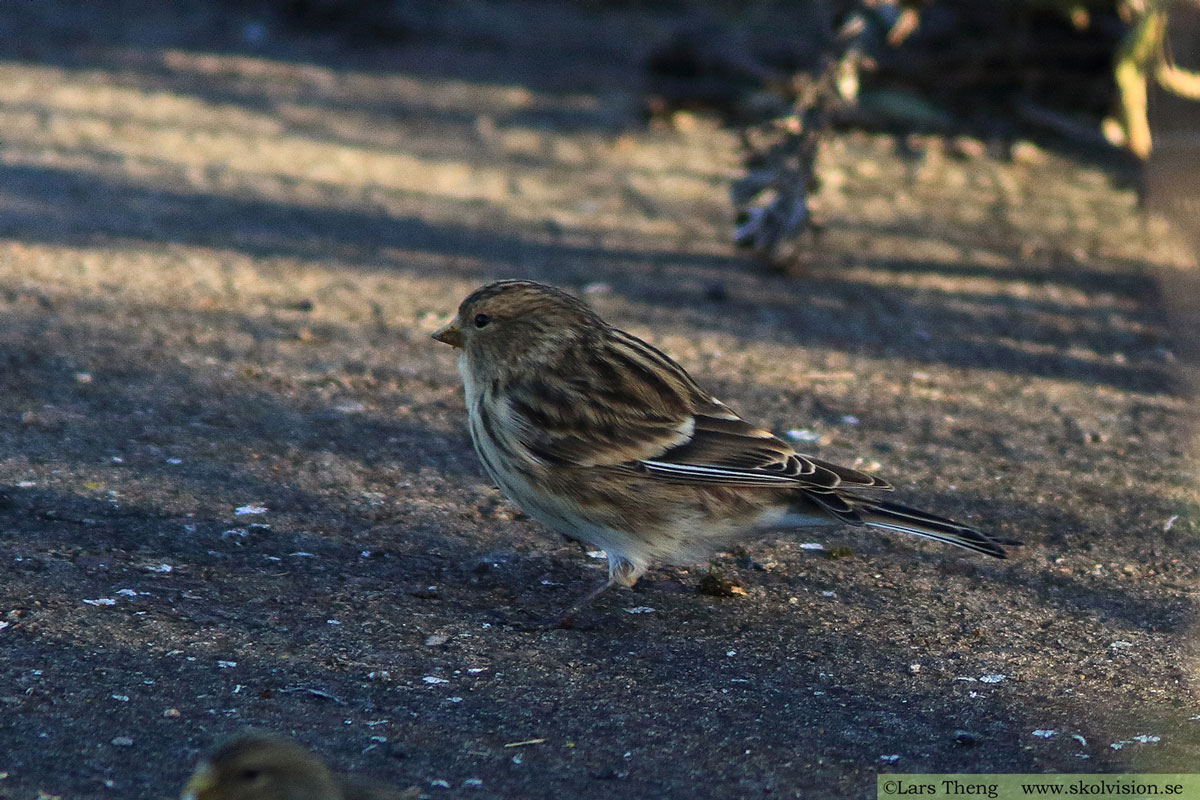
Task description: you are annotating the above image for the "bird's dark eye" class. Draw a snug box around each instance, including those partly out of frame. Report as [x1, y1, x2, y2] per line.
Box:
[239, 768, 262, 782]
[473, 313, 491, 329]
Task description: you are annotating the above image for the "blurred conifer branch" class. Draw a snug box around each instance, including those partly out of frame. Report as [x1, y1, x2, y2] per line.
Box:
[713, 0, 1200, 269]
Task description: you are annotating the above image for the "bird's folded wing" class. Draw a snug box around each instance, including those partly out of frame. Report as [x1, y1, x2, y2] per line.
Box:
[500, 331, 706, 468]
[635, 406, 891, 490]
[503, 346, 889, 492]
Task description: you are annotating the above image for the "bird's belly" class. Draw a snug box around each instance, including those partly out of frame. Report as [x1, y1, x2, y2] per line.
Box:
[462, 389, 799, 570]
[466, 406, 577, 529]
[464, 407, 658, 566]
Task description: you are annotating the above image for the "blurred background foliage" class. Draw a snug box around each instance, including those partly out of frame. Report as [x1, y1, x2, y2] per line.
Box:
[258, 0, 1199, 267]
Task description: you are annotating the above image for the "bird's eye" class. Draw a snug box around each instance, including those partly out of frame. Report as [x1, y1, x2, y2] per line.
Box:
[473, 313, 491, 329]
[239, 769, 262, 782]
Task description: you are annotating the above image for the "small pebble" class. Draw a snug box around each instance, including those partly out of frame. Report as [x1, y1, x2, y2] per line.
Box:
[235, 505, 268, 516]
[1010, 140, 1044, 165]
[949, 136, 985, 159]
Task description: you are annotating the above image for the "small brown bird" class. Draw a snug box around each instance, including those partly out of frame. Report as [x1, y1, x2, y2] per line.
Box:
[433, 280, 1012, 624]
[182, 729, 417, 800]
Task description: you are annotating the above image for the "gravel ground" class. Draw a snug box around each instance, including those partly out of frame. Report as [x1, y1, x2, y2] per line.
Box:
[0, 3, 1197, 799]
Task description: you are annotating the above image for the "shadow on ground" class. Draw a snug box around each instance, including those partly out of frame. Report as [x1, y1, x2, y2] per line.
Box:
[0, 2, 1197, 798]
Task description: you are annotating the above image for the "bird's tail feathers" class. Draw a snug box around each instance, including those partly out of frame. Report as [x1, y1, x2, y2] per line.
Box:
[803, 492, 1012, 558]
[855, 498, 1009, 558]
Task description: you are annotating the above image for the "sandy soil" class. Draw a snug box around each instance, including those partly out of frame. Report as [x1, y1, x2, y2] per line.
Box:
[0, 3, 1197, 798]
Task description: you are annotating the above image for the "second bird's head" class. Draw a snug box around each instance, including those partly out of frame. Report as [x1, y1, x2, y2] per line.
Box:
[182, 730, 340, 800]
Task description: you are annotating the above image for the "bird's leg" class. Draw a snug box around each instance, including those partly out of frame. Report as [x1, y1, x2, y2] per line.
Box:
[513, 578, 614, 631]
[518, 555, 637, 630]
[544, 577, 616, 629]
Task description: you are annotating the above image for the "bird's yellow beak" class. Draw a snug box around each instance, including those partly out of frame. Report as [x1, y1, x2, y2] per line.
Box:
[432, 318, 463, 349]
[181, 762, 215, 800]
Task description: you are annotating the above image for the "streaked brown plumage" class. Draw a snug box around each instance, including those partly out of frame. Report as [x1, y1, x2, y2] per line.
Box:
[182, 730, 416, 800]
[433, 280, 1011, 623]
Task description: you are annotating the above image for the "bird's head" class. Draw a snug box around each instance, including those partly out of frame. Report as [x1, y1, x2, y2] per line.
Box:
[182, 730, 341, 800]
[432, 280, 602, 376]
